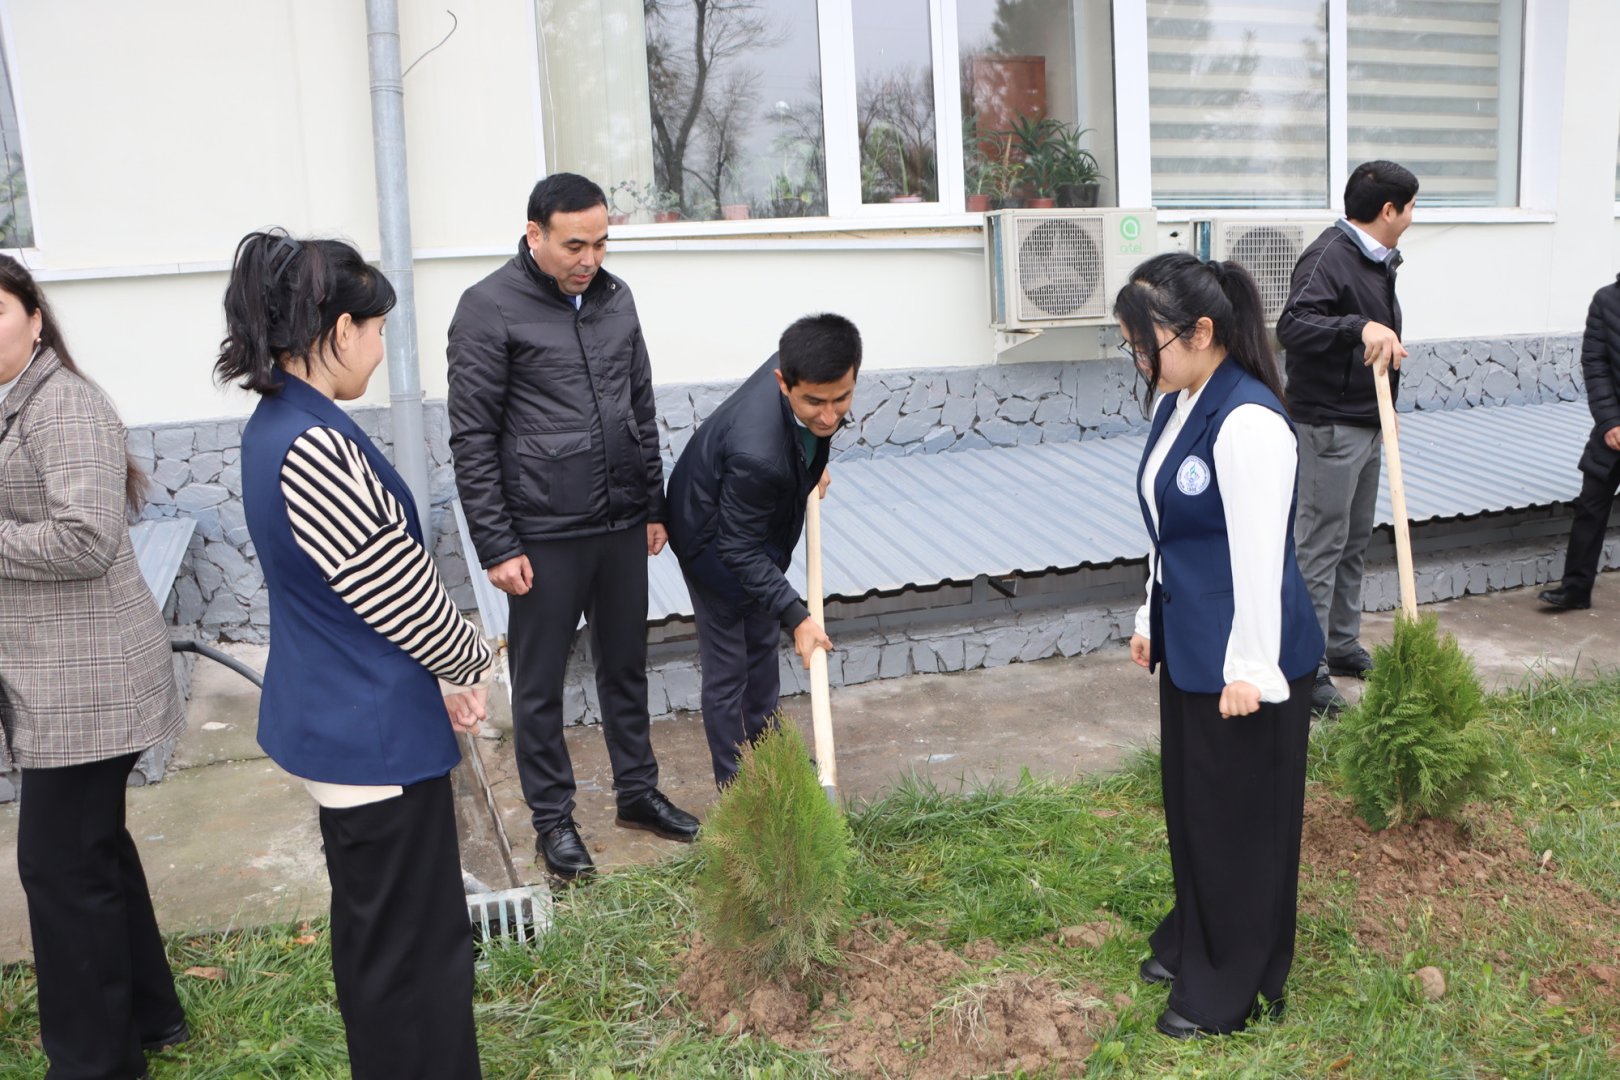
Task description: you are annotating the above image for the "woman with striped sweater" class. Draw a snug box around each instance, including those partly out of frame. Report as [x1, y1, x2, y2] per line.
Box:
[218, 231, 490, 1079]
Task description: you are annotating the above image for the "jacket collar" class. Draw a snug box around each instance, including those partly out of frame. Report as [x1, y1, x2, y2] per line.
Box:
[513, 235, 615, 308]
[1, 347, 62, 424]
[1335, 218, 1404, 271]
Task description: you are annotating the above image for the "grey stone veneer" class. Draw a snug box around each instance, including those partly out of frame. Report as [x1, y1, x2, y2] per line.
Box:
[129, 333, 1584, 651]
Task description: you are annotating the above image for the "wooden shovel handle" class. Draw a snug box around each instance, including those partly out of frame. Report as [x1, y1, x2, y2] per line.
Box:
[1373, 362, 1418, 621]
[805, 488, 837, 795]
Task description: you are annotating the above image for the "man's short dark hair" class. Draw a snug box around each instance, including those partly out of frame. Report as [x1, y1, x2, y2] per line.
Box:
[527, 173, 608, 229]
[1343, 161, 1419, 222]
[778, 313, 862, 387]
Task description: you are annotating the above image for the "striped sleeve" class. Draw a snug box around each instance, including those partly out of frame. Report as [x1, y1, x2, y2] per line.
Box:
[280, 427, 492, 686]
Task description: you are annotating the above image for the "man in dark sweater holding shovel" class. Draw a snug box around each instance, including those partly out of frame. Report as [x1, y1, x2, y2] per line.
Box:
[666, 314, 862, 787]
[1277, 160, 1419, 715]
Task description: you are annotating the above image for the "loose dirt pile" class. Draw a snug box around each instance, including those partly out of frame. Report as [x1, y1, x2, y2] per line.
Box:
[1300, 791, 1620, 1028]
[677, 922, 1118, 1079]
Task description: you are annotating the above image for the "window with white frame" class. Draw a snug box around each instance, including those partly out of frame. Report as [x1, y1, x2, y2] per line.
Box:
[534, 0, 1115, 224]
[1141, 0, 1524, 212]
[0, 27, 30, 248]
[534, 0, 1530, 225]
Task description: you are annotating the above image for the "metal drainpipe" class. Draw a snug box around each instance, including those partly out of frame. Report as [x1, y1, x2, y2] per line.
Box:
[366, 0, 433, 540]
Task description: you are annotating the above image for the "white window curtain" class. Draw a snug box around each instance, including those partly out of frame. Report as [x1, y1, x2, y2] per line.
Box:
[1346, 0, 1523, 208]
[1146, 0, 1330, 209]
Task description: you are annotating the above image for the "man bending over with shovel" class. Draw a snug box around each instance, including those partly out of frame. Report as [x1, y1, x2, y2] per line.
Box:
[666, 314, 862, 787]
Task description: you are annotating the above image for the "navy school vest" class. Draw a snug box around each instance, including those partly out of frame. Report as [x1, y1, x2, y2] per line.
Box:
[1136, 358, 1324, 694]
[241, 372, 461, 785]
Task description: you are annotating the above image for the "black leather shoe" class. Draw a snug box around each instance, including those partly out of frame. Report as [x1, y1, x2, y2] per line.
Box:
[1156, 1007, 1230, 1039]
[1326, 645, 1374, 678]
[1310, 673, 1347, 717]
[1538, 586, 1591, 611]
[1139, 957, 1176, 985]
[616, 789, 700, 842]
[141, 1017, 189, 1051]
[537, 820, 595, 880]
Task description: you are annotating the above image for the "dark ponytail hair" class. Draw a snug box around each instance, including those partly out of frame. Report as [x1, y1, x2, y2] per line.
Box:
[1113, 251, 1286, 413]
[215, 230, 396, 396]
[0, 255, 149, 515]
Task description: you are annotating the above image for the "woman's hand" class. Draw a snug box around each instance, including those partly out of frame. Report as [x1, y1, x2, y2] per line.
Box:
[1129, 634, 1151, 669]
[1218, 681, 1261, 718]
[444, 687, 487, 735]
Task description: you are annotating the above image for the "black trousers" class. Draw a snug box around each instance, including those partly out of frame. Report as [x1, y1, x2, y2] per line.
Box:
[684, 572, 784, 786]
[17, 752, 183, 1080]
[1149, 668, 1314, 1033]
[1558, 458, 1620, 594]
[508, 526, 658, 832]
[319, 773, 480, 1080]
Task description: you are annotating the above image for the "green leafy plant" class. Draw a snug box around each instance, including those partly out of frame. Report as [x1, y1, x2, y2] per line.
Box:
[1335, 613, 1496, 829]
[693, 719, 851, 982]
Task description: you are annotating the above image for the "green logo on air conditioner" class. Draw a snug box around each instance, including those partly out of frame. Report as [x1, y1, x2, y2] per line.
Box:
[1119, 216, 1141, 242]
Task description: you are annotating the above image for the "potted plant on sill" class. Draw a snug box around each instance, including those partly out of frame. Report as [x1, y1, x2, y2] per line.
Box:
[1049, 125, 1103, 208]
[650, 187, 683, 223]
[1005, 114, 1061, 207]
[984, 131, 1024, 210]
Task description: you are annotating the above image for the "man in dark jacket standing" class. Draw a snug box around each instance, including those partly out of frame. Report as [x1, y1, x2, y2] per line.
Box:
[667, 314, 862, 787]
[1276, 161, 1418, 715]
[1539, 275, 1620, 611]
[447, 173, 697, 879]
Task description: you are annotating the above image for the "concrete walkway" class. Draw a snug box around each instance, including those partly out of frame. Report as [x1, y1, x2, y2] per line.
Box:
[0, 581, 1615, 963]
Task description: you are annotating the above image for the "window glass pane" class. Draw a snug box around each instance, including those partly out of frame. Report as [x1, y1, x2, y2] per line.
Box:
[537, 0, 826, 224]
[1347, 0, 1523, 208]
[0, 32, 31, 248]
[1147, 0, 1329, 209]
[957, 0, 1115, 211]
[854, 0, 937, 205]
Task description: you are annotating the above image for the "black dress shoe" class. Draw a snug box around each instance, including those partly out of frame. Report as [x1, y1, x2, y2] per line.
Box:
[616, 789, 700, 842]
[1156, 1007, 1230, 1039]
[537, 820, 595, 879]
[1139, 956, 1176, 985]
[1538, 585, 1591, 611]
[1326, 645, 1374, 678]
[141, 1017, 189, 1051]
[1310, 672, 1347, 717]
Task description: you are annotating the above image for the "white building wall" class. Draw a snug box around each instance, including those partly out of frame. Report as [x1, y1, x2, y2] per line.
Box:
[5, 0, 1619, 426]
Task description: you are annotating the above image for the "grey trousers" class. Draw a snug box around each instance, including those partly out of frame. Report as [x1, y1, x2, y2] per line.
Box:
[1294, 422, 1382, 669]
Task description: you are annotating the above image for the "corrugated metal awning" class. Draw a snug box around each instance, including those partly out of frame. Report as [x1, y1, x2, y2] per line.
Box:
[448, 398, 1592, 627]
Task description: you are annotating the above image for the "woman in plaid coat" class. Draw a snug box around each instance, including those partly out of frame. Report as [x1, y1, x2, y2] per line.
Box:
[0, 255, 187, 1078]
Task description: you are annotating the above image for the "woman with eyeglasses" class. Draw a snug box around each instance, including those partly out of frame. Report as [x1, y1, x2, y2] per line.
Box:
[1116, 251, 1323, 1039]
[219, 231, 491, 1078]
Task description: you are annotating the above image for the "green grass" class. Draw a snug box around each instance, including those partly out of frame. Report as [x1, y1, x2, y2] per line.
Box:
[3, 673, 1620, 1079]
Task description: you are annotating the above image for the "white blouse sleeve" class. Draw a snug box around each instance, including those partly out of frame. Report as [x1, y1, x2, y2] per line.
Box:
[1212, 404, 1298, 702]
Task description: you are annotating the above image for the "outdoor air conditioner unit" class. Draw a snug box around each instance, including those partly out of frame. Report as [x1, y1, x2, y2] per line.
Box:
[985, 208, 1157, 332]
[1208, 218, 1333, 323]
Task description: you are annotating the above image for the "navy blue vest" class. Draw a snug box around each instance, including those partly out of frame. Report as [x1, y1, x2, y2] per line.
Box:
[1136, 359, 1323, 694]
[241, 372, 461, 785]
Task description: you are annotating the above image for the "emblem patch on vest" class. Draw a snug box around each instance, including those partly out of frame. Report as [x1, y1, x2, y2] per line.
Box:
[1176, 455, 1211, 496]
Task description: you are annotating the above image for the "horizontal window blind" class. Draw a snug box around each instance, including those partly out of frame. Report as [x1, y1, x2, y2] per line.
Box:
[1147, 0, 1330, 209]
[1346, 0, 1523, 207]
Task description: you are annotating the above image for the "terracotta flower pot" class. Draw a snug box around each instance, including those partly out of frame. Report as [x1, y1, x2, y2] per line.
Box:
[654, 211, 680, 223]
[966, 194, 991, 212]
[721, 204, 750, 220]
[1027, 196, 1056, 209]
